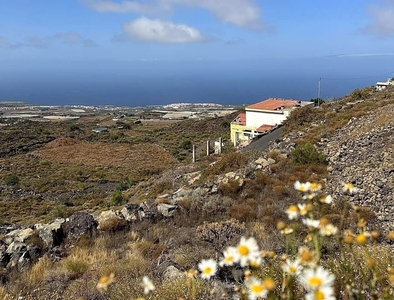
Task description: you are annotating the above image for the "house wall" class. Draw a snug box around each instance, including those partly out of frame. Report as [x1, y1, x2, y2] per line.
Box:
[245, 109, 290, 127]
[230, 123, 259, 145]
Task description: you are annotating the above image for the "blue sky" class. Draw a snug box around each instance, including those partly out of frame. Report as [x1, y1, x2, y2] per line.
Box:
[0, 1, 394, 105]
[1, 0, 394, 62]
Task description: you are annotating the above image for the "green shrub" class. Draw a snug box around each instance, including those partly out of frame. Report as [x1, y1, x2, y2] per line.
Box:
[116, 178, 135, 191]
[51, 204, 73, 219]
[64, 259, 89, 279]
[291, 143, 327, 165]
[39, 159, 50, 166]
[68, 124, 80, 132]
[111, 190, 125, 206]
[181, 139, 192, 151]
[3, 175, 19, 186]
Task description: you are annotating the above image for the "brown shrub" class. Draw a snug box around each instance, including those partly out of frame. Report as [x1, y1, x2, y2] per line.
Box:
[218, 179, 242, 197]
[272, 184, 291, 197]
[196, 219, 245, 250]
[99, 217, 129, 232]
[151, 180, 174, 196]
[230, 203, 258, 222]
[205, 152, 249, 176]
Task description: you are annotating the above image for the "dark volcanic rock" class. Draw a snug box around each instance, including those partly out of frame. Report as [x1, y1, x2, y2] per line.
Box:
[61, 212, 97, 243]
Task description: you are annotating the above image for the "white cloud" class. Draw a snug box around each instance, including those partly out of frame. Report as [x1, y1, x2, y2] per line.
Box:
[85, 0, 266, 29]
[363, 0, 394, 38]
[123, 16, 205, 43]
[172, 0, 262, 29]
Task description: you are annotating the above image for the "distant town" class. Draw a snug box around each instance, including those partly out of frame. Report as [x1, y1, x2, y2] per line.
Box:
[0, 101, 238, 123]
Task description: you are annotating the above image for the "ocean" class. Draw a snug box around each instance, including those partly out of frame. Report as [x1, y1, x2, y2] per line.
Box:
[0, 57, 392, 107]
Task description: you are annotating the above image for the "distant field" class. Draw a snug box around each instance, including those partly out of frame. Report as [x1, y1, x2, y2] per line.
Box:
[35, 138, 177, 168]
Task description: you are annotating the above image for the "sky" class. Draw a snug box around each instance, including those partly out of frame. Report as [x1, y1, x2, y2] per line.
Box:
[0, 0, 394, 105]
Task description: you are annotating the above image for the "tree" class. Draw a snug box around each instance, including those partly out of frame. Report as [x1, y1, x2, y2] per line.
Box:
[310, 98, 324, 106]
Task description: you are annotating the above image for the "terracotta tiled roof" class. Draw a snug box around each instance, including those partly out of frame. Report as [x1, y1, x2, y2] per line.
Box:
[232, 113, 246, 125]
[256, 124, 273, 132]
[246, 98, 299, 111]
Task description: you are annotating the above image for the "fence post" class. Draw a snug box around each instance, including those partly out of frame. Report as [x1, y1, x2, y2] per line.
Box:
[192, 145, 196, 162]
[206, 141, 210, 156]
[218, 137, 222, 154]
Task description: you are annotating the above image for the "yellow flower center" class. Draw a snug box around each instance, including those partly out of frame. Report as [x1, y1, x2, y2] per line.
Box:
[289, 266, 297, 273]
[310, 183, 321, 191]
[314, 290, 325, 300]
[356, 234, 367, 245]
[238, 245, 249, 256]
[301, 251, 312, 262]
[203, 267, 212, 275]
[225, 256, 233, 262]
[308, 276, 322, 288]
[99, 276, 109, 284]
[288, 205, 298, 212]
[251, 284, 264, 294]
[299, 185, 307, 191]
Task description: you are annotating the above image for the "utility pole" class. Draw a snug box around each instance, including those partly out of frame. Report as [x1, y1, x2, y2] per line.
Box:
[317, 77, 321, 106]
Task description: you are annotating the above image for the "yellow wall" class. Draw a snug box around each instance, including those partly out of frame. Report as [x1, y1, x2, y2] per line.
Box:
[230, 123, 257, 143]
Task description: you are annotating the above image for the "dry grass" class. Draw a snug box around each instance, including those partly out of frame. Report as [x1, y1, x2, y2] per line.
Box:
[0, 287, 11, 300]
[35, 140, 177, 169]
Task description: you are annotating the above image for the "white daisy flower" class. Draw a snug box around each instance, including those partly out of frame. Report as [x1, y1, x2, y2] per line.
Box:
[305, 286, 336, 300]
[286, 205, 299, 220]
[294, 181, 311, 192]
[319, 224, 338, 236]
[343, 183, 358, 194]
[303, 218, 320, 228]
[249, 256, 263, 268]
[235, 237, 260, 267]
[300, 266, 335, 291]
[319, 195, 333, 204]
[96, 273, 115, 291]
[298, 203, 308, 215]
[246, 277, 268, 300]
[219, 246, 237, 267]
[141, 276, 155, 295]
[198, 258, 217, 280]
[281, 259, 302, 276]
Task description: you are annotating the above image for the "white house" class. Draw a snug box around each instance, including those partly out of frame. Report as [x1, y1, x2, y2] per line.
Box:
[376, 78, 394, 91]
[231, 98, 313, 146]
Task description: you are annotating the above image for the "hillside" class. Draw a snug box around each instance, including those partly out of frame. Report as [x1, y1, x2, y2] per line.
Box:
[0, 86, 394, 299]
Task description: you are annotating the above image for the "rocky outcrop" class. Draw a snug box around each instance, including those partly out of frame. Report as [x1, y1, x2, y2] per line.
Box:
[324, 104, 394, 231]
[61, 212, 97, 243]
[36, 218, 65, 248]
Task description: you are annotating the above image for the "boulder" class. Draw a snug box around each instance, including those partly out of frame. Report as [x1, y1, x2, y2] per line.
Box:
[121, 204, 145, 222]
[36, 218, 65, 249]
[157, 204, 178, 217]
[5, 228, 34, 244]
[61, 212, 97, 242]
[96, 210, 129, 231]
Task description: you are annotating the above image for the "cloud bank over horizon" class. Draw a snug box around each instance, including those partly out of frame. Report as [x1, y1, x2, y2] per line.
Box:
[0, 32, 97, 49]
